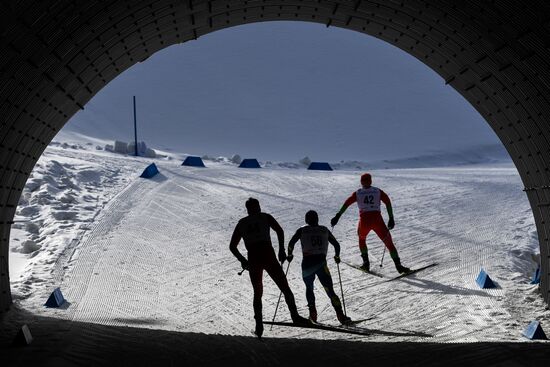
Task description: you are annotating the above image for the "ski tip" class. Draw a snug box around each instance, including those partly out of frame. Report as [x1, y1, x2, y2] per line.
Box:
[387, 262, 438, 281]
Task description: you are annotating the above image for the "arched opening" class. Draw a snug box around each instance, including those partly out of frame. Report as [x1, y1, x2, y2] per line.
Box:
[1, 0, 549, 319]
[65, 21, 500, 162]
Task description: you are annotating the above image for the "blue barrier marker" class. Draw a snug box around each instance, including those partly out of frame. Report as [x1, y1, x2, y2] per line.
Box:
[140, 163, 159, 178]
[475, 268, 496, 289]
[308, 162, 333, 171]
[522, 321, 547, 340]
[530, 265, 541, 284]
[182, 156, 206, 167]
[239, 159, 261, 168]
[45, 287, 66, 308]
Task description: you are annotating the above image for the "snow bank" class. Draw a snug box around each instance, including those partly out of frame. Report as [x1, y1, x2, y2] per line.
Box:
[19, 240, 41, 254]
[106, 140, 157, 158]
[9, 136, 148, 299]
[230, 154, 242, 164]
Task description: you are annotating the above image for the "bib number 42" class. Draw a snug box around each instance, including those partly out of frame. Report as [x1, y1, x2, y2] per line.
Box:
[363, 195, 374, 204]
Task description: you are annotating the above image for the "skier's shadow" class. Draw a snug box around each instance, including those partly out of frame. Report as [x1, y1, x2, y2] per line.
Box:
[112, 317, 164, 326]
[392, 276, 493, 297]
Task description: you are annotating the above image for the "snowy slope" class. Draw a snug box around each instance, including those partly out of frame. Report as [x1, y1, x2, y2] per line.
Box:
[9, 136, 168, 300]
[10, 142, 548, 344]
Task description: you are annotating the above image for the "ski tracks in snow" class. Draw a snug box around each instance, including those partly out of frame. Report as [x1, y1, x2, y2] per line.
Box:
[47, 163, 545, 342]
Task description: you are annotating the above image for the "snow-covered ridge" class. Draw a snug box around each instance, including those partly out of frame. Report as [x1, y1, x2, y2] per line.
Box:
[332, 144, 511, 169]
[201, 143, 511, 170]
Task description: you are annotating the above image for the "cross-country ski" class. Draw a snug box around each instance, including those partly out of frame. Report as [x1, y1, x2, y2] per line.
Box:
[385, 263, 439, 282]
[263, 320, 432, 338]
[342, 261, 386, 278]
[263, 320, 371, 336]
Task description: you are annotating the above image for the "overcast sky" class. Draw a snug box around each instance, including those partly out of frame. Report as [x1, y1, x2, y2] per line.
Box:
[64, 21, 501, 161]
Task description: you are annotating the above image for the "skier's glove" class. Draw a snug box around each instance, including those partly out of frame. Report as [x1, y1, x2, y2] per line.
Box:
[330, 213, 341, 227]
[278, 249, 287, 263]
[287, 254, 294, 263]
[240, 258, 249, 270]
[387, 217, 395, 230]
[334, 255, 341, 264]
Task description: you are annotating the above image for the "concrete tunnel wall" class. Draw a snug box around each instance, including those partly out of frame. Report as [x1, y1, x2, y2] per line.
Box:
[1, 0, 550, 311]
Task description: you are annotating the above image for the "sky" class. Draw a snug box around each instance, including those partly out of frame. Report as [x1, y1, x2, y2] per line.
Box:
[63, 21, 501, 161]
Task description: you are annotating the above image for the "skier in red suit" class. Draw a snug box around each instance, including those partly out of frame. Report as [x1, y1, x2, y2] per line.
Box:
[331, 173, 410, 274]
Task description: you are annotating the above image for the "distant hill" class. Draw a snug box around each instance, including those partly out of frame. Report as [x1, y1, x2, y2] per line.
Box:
[330, 144, 511, 170]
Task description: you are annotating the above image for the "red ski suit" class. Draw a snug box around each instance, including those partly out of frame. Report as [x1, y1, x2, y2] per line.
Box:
[341, 187, 397, 255]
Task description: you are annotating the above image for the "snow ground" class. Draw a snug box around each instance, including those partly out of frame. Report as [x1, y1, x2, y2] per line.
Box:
[4, 136, 549, 365]
[9, 139, 154, 301]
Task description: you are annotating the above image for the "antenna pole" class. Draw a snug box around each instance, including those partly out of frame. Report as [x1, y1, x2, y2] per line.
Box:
[133, 96, 138, 156]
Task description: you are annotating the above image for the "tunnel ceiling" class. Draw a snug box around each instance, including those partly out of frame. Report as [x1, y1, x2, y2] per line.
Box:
[1, 0, 550, 311]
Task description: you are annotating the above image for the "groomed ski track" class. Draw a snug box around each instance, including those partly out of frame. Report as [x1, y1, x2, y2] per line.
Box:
[34, 162, 544, 344]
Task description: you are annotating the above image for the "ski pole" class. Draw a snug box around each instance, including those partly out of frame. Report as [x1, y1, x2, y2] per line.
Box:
[336, 261, 347, 316]
[237, 268, 247, 276]
[379, 230, 391, 268]
[270, 261, 291, 331]
[333, 224, 347, 315]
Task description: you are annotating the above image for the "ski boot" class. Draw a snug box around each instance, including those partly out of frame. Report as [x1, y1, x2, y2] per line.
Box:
[336, 308, 352, 325]
[360, 254, 370, 272]
[308, 305, 318, 322]
[291, 312, 311, 326]
[395, 261, 411, 274]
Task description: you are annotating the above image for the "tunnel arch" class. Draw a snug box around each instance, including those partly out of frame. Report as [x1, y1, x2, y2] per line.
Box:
[1, 0, 550, 311]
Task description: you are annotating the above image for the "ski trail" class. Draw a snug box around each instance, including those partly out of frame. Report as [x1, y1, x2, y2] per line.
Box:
[49, 164, 541, 342]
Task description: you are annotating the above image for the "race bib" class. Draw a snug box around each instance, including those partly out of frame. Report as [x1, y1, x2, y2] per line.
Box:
[300, 226, 329, 256]
[240, 215, 271, 245]
[356, 187, 381, 212]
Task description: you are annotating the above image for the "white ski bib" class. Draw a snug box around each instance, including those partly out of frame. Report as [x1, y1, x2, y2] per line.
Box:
[356, 187, 381, 213]
[300, 226, 329, 256]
